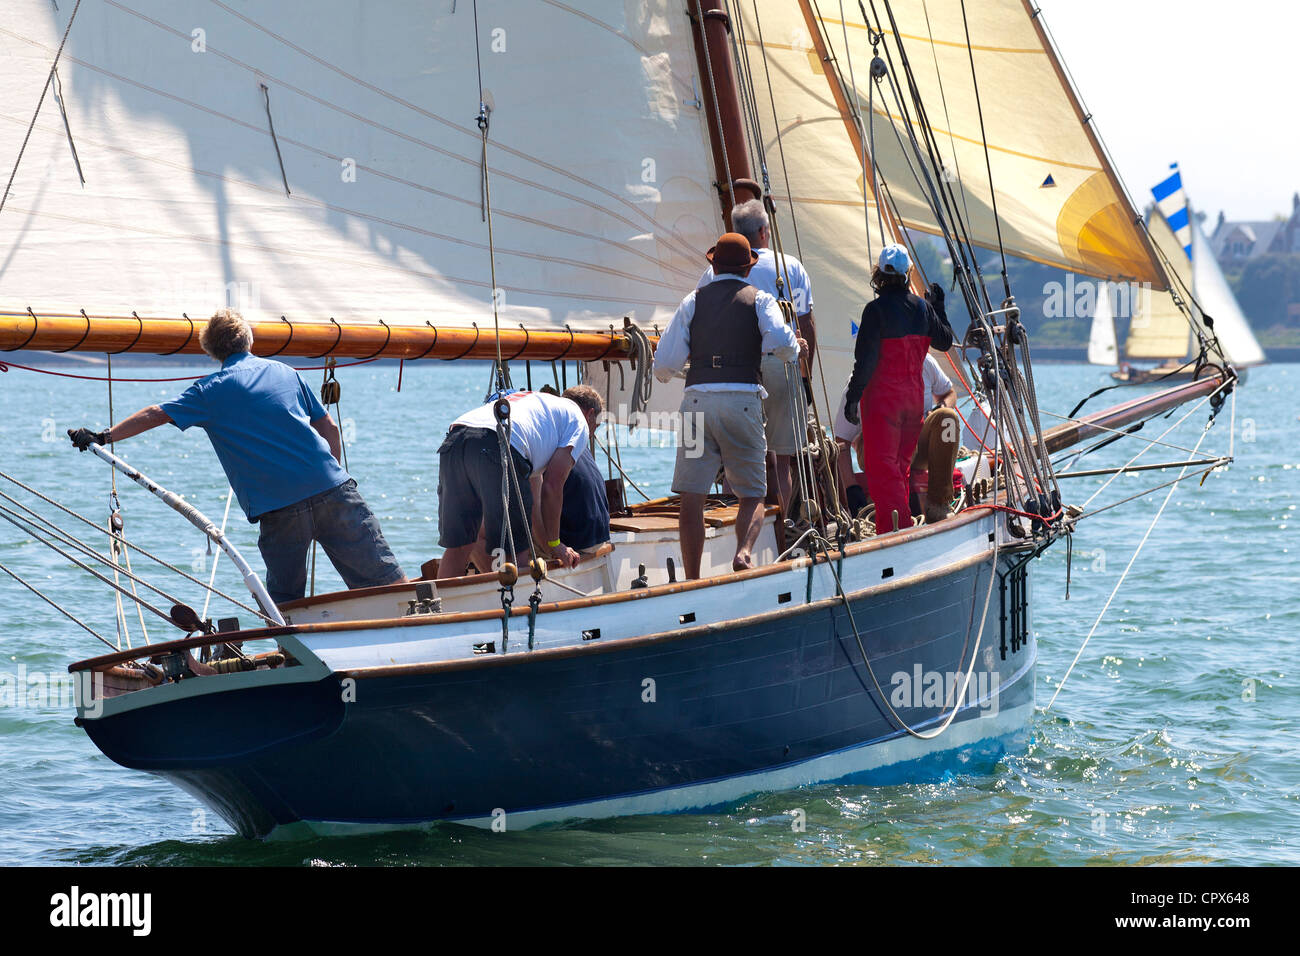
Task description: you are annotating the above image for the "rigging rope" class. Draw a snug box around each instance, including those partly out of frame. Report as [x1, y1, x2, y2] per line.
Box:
[470, 0, 509, 397]
[0, 471, 273, 622]
[200, 486, 235, 623]
[957, 0, 1009, 301]
[0, 505, 181, 629]
[1046, 421, 1215, 711]
[0, 356, 381, 382]
[0, 0, 83, 218]
[0, 558, 119, 653]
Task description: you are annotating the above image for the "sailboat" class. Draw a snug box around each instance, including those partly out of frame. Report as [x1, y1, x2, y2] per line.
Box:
[0, 0, 1237, 837]
[1091, 166, 1265, 384]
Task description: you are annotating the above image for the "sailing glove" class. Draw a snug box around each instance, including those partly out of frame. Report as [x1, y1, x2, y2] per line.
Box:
[68, 428, 110, 451]
[843, 397, 860, 426]
[926, 282, 945, 308]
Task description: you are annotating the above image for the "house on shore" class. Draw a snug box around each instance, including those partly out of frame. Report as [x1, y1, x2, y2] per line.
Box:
[1210, 194, 1300, 272]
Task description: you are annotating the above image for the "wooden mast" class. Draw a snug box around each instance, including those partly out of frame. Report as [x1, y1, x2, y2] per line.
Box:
[688, 1, 759, 228]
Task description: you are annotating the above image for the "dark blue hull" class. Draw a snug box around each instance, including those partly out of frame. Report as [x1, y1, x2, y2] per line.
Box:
[82, 554, 1036, 837]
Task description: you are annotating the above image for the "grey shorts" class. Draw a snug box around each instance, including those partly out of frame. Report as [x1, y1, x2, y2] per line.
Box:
[672, 390, 767, 499]
[760, 354, 801, 455]
[436, 425, 533, 555]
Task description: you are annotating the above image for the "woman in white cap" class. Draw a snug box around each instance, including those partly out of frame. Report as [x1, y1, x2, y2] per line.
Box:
[842, 244, 955, 533]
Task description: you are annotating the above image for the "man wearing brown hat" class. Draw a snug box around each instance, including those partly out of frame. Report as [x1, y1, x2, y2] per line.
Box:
[654, 232, 800, 578]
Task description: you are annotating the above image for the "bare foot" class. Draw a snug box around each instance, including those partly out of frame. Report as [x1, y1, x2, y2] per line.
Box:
[732, 552, 754, 572]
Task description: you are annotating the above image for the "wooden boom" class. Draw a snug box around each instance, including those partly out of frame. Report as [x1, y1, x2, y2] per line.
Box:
[0, 310, 634, 361]
[1040, 373, 1228, 455]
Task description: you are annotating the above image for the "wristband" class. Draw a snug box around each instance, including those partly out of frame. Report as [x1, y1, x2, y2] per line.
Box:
[547, 539, 561, 549]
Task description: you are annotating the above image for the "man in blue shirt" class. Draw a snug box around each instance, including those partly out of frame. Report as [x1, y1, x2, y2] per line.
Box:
[68, 309, 405, 605]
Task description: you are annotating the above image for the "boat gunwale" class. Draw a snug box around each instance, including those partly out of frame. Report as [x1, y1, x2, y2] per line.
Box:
[69, 506, 999, 674]
[335, 549, 997, 680]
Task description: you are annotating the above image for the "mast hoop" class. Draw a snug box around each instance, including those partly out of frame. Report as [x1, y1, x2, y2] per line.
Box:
[264, 316, 294, 357]
[703, 8, 733, 33]
[308, 317, 343, 359]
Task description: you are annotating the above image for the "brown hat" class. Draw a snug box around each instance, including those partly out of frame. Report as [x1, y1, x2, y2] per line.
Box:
[706, 232, 760, 271]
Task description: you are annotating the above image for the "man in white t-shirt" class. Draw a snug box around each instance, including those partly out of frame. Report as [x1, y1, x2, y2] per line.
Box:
[834, 353, 960, 522]
[436, 390, 600, 578]
[698, 199, 815, 516]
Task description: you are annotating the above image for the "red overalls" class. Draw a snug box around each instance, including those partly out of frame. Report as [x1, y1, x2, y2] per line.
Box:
[859, 334, 932, 533]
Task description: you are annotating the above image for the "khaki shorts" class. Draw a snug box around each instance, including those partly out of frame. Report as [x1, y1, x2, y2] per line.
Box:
[760, 354, 800, 455]
[672, 390, 768, 499]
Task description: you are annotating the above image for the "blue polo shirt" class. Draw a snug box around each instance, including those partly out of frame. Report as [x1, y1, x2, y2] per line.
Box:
[161, 352, 349, 521]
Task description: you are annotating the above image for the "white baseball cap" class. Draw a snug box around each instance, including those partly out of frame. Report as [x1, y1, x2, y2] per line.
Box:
[878, 243, 911, 276]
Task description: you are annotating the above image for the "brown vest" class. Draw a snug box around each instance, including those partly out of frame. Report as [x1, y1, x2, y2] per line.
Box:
[685, 278, 762, 386]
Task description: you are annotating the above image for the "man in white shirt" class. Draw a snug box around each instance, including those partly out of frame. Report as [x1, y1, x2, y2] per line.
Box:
[834, 353, 960, 523]
[698, 199, 815, 515]
[655, 232, 800, 578]
[436, 390, 600, 578]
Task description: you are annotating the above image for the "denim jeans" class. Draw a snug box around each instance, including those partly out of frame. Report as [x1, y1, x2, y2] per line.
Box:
[257, 479, 405, 605]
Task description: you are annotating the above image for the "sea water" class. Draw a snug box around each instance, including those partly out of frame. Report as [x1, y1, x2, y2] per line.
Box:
[0, 357, 1294, 865]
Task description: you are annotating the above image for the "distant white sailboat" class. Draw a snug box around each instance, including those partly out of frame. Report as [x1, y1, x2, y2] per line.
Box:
[1089, 167, 1265, 383]
[1087, 281, 1118, 366]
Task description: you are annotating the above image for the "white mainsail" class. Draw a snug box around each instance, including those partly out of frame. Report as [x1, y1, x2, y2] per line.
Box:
[0, 1, 720, 332]
[1189, 208, 1266, 368]
[1086, 281, 1117, 366]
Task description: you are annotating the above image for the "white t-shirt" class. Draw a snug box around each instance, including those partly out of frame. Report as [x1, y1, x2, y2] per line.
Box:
[698, 246, 814, 315]
[922, 354, 954, 400]
[454, 391, 588, 476]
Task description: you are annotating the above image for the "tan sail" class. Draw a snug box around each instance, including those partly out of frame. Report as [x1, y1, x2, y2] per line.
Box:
[728, 0, 1174, 418]
[809, 0, 1165, 284]
[728, 2, 901, 420]
[1124, 209, 1194, 360]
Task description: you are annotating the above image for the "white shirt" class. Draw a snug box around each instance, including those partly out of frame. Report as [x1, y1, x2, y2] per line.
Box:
[922, 354, 954, 400]
[453, 391, 588, 476]
[698, 247, 814, 316]
[654, 273, 799, 395]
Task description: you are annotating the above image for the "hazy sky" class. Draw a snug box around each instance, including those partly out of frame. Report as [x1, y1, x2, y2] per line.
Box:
[1040, 0, 1299, 223]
